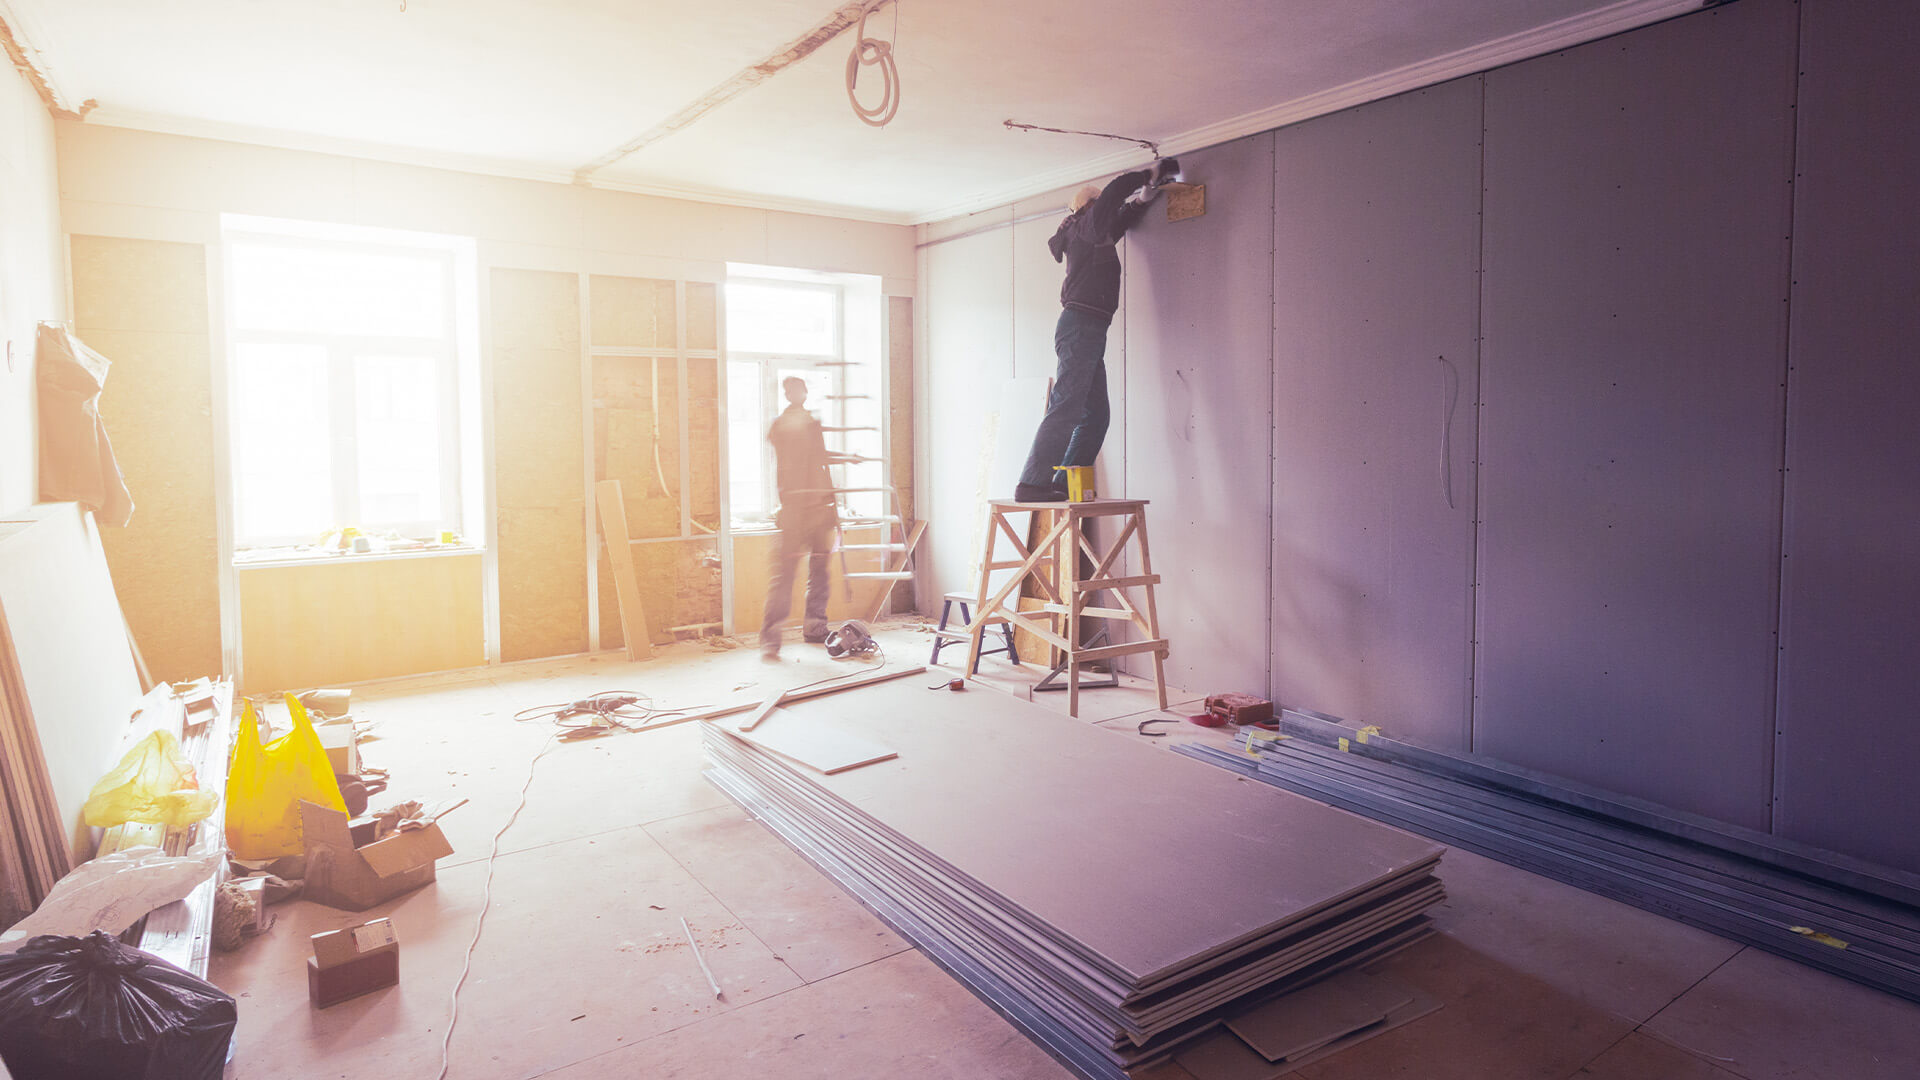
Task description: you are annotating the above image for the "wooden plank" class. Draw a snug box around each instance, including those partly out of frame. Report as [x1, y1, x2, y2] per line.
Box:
[1076, 575, 1161, 592]
[595, 479, 654, 659]
[629, 664, 932, 736]
[738, 692, 785, 733]
[1072, 639, 1169, 664]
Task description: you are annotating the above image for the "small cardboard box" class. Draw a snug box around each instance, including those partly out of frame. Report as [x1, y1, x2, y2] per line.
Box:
[316, 722, 360, 775]
[308, 918, 399, 1008]
[300, 800, 453, 911]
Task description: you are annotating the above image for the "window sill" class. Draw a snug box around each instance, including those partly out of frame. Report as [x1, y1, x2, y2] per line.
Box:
[233, 543, 483, 570]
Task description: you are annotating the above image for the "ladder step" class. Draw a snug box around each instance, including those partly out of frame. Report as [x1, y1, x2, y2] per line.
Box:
[826, 487, 896, 493]
[839, 515, 902, 526]
[824, 394, 871, 400]
[822, 426, 879, 432]
[838, 543, 907, 552]
[813, 361, 855, 367]
[844, 571, 915, 580]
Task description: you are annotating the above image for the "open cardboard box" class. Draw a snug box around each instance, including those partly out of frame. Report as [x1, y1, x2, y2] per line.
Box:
[299, 799, 453, 911]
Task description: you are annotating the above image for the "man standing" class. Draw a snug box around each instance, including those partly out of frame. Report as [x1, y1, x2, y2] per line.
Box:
[761, 376, 837, 659]
[1014, 157, 1180, 502]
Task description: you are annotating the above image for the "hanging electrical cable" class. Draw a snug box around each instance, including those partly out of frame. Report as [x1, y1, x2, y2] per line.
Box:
[846, 1, 901, 127]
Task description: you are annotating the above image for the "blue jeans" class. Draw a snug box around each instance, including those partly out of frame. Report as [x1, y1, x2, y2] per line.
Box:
[1019, 308, 1111, 489]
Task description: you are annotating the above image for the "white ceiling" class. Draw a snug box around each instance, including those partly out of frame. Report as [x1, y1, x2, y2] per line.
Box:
[12, 0, 1697, 224]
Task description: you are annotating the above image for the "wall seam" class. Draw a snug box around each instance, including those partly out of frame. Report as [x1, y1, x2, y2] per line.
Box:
[1266, 132, 1278, 700]
[1766, 0, 1809, 837]
[1466, 73, 1490, 754]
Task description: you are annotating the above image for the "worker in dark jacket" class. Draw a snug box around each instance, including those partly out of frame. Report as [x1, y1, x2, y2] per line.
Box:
[1014, 157, 1180, 502]
[761, 376, 838, 659]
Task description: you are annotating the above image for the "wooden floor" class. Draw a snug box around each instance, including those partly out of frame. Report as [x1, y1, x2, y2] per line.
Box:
[212, 623, 1920, 1079]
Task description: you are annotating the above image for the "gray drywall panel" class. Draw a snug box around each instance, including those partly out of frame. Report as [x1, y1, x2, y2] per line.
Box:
[1122, 134, 1276, 696]
[1268, 80, 1483, 750]
[918, 225, 1015, 607]
[1475, 0, 1798, 828]
[1773, 0, 1920, 873]
[1013, 212, 1065, 381]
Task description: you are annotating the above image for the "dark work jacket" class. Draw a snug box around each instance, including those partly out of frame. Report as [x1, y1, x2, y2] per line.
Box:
[768, 403, 834, 513]
[1048, 168, 1152, 319]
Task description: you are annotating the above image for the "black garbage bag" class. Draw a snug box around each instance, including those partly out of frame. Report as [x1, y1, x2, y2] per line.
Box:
[0, 931, 236, 1080]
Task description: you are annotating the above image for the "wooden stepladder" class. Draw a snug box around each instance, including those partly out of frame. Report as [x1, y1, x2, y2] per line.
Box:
[963, 498, 1169, 717]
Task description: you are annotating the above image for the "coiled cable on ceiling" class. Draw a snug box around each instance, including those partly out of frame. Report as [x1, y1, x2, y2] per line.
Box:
[846, 2, 900, 127]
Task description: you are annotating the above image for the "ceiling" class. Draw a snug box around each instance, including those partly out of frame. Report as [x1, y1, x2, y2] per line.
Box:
[9, 0, 1698, 224]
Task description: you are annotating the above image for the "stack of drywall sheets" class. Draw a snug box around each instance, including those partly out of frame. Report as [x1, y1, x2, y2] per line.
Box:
[702, 678, 1446, 1076]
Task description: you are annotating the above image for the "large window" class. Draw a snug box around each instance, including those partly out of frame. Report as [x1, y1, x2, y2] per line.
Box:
[223, 220, 473, 549]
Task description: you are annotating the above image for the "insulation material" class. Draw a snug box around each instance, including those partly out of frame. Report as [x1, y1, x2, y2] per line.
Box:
[590, 275, 676, 349]
[686, 282, 719, 351]
[593, 357, 680, 540]
[686, 356, 721, 527]
[490, 268, 586, 662]
[596, 538, 720, 648]
[70, 236, 220, 683]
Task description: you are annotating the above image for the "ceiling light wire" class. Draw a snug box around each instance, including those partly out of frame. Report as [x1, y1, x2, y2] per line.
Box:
[846, 1, 901, 127]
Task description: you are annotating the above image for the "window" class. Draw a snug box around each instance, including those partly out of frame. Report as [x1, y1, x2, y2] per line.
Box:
[223, 219, 474, 549]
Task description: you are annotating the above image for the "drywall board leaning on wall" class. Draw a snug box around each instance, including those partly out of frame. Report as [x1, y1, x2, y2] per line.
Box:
[70, 235, 222, 684]
[1473, 0, 1797, 829]
[917, 226, 1013, 609]
[491, 268, 588, 661]
[1123, 133, 1276, 698]
[1266, 81, 1483, 752]
[0, 504, 145, 864]
[237, 553, 484, 693]
[0, 60, 66, 514]
[1772, 0, 1920, 874]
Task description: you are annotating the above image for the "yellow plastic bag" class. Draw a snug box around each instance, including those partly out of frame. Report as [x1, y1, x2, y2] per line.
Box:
[80, 729, 219, 829]
[224, 693, 346, 860]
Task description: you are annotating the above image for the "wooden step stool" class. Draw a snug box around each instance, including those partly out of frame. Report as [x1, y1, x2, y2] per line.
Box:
[963, 497, 1169, 717]
[928, 591, 1018, 672]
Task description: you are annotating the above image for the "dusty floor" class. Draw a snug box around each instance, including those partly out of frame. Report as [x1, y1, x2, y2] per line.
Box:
[214, 622, 1920, 1079]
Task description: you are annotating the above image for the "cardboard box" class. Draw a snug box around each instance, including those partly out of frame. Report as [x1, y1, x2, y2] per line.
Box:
[299, 800, 453, 911]
[308, 918, 400, 1008]
[316, 722, 360, 775]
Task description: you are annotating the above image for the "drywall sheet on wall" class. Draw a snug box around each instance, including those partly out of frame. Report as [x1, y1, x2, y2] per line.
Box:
[918, 227, 1013, 608]
[70, 235, 222, 683]
[239, 553, 484, 692]
[1475, 0, 1797, 828]
[492, 268, 587, 661]
[1123, 133, 1276, 697]
[1266, 81, 1483, 749]
[1773, 0, 1920, 873]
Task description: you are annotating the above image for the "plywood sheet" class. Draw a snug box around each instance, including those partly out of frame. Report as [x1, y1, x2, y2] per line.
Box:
[491, 269, 586, 661]
[237, 553, 483, 691]
[589, 275, 675, 348]
[70, 236, 220, 683]
[1123, 133, 1275, 697]
[1771, 0, 1920, 874]
[1475, 0, 1796, 827]
[1266, 82, 1482, 751]
[720, 710, 898, 774]
[735, 678, 1443, 985]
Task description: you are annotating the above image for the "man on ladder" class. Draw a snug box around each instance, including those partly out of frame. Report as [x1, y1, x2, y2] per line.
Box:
[1013, 156, 1180, 502]
[761, 376, 838, 660]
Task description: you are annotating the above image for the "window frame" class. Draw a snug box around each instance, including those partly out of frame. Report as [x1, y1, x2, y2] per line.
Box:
[723, 278, 847, 528]
[222, 230, 464, 549]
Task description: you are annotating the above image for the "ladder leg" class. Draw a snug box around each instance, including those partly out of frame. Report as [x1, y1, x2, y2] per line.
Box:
[965, 509, 998, 676]
[1132, 508, 1170, 710]
[1066, 510, 1082, 718]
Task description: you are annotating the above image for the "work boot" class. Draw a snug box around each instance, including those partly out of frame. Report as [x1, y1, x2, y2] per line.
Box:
[761, 640, 780, 662]
[1014, 482, 1067, 503]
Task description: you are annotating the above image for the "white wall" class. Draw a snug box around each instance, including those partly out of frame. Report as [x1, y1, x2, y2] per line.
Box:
[56, 122, 916, 291]
[0, 64, 66, 513]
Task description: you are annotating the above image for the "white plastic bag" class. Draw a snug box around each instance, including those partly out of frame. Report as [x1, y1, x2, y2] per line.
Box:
[0, 847, 219, 948]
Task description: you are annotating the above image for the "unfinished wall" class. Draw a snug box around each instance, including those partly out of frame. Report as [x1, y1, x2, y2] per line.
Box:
[493, 268, 587, 661]
[1772, 0, 1920, 871]
[69, 235, 222, 682]
[591, 275, 723, 647]
[0, 61, 64, 512]
[1267, 81, 1484, 751]
[57, 122, 915, 673]
[238, 553, 484, 691]
[1474, 0, 1798, 829]
[917, 0, 1920, 871]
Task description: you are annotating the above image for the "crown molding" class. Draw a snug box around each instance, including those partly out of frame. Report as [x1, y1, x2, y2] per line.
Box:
[908, 0, 1705, 225]
[0, 0, 90, 117]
